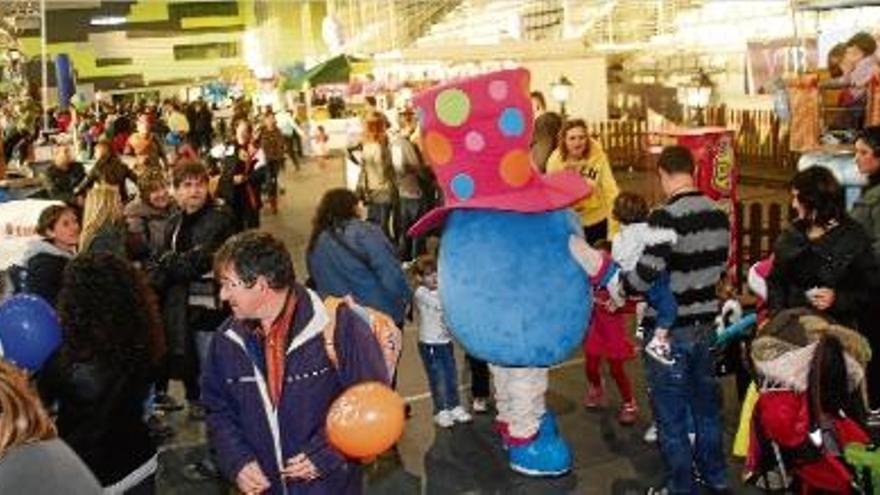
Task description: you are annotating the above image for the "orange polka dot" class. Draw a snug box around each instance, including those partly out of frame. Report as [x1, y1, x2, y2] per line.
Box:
[423, 131, 453, 166]
[499, 149, 532, 187]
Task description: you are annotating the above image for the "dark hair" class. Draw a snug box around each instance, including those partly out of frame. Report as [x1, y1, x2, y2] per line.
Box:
[828, 42, 847, 78]
[612, 192, 649, 224]
[57, 253, 164, 369]
[791, 166, 845, 228]
[36, 205, 76, 237]
[172, 160, 209, 187]
[307, 188, 360, 253]
[856, 126, 880, 187]
[847, 32, 877, 56]
[530, 91, 546, 110]
[557, 118, 590, 161]
[411, 254, 437, 277]
[657, 145, 695, 176]
[214, 231, 296, 290]
[808, 335, 850, 418]
[593, 239, 612, 252]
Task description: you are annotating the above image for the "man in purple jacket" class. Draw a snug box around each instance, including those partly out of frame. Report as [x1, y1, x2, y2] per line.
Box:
[203, 231, 388, 494]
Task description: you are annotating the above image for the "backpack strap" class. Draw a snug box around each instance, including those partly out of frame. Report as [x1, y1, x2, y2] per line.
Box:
[322, 295, 357, 369]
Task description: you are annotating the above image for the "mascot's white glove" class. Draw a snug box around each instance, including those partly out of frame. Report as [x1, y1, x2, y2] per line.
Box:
[568, 236, 621, 294]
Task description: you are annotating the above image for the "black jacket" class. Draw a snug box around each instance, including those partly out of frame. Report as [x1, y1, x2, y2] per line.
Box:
[43, 162, 86, 203]
[768, 217, 880, 329]
[12, 239, 74, 307]
[151, 202, 234, 360]
[38, 355, 156, 487]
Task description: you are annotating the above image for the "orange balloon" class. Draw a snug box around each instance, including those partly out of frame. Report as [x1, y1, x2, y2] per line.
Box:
[326, 381, 405, 459]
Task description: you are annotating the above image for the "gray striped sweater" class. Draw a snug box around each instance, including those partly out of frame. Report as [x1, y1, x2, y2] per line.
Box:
[622, 190, 730, 328]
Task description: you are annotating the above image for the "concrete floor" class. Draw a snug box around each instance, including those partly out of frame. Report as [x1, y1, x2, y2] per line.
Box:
[156, 156, 780, 494]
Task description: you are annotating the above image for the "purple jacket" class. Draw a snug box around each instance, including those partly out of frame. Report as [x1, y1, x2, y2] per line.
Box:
[202, 284, 388, 495]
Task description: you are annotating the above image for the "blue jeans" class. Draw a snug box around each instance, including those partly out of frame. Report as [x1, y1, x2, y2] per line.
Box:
[418, 342, 460, 413]
[367, 201, 393, 239]
[644, 325, 728, 494]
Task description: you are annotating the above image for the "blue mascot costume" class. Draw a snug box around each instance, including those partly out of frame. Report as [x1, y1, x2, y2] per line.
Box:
[409, 69, 611, 476]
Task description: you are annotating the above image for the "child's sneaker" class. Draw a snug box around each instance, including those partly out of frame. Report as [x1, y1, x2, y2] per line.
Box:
[448, 405, 472, 424]
[434, 410, 455, 428]
[645, 334, 675, 366]
[617, 401, 638, 426]
[471, 398, 489, 413]
[583, 385, 605, 409]
[643, 423, 658, 443]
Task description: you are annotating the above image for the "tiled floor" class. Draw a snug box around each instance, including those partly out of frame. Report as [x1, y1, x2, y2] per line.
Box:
[156, 157, 781, 494]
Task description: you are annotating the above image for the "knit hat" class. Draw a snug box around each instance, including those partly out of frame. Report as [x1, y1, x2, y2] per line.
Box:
[408, 68, 589, 236]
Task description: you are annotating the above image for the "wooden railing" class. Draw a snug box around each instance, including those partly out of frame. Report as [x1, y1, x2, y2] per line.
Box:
[733, 201, 792, 291]
[586, 119, 649, 169]
[705, 106, 797, 171]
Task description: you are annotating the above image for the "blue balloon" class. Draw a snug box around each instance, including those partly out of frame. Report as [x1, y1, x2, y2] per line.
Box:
[0, 294, 62, 372]
[439, 209, 591, 366]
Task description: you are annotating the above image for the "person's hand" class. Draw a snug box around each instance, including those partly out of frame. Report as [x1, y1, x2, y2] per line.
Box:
[236, 461, 270, 494]
[233, 174, 245, 185]
[282, 453, 320, 481]
[809, 287, 836, 311]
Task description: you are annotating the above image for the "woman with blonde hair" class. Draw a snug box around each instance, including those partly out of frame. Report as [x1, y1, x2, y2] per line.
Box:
[545, 118, 620, 243]
[0, 360, 101, 493]
[80, 183, 126, 256]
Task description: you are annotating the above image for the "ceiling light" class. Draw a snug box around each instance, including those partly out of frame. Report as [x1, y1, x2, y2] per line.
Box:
[90, 16, 126, 26]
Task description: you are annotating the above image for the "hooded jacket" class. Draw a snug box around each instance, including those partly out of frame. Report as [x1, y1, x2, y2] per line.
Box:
[14, 238, 75, 306]
[202, 284, 388, 495]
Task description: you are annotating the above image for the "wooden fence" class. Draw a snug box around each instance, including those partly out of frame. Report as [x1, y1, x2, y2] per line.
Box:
[705, 106, 797, 171]
[586, 119, 648, 169]
[733, 201, 792, 292]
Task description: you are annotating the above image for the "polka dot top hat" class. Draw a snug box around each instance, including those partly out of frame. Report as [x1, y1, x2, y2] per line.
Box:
[408, 68, 590, 236]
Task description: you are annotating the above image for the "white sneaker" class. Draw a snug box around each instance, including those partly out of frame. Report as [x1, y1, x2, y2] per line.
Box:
[448, 405, 472, 423]
[472, 398, 489, 413]
[643, 424, 658, 443]
[434, 410, 455, 428]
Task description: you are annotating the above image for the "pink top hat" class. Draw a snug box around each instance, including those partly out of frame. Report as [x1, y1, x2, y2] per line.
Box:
[408, 68, 589, 237]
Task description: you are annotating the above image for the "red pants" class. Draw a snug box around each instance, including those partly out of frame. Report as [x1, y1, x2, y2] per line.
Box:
[585, 355, 634, 403]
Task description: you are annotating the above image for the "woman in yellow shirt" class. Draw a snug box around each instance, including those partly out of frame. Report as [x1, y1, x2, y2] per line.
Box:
[545, 118, 619, 243]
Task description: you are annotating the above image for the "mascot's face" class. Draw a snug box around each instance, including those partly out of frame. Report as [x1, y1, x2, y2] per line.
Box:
[439, 209, 591, 366]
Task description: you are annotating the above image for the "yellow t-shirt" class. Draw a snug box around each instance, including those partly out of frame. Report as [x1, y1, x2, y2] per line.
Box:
[545, 139, 619, 232]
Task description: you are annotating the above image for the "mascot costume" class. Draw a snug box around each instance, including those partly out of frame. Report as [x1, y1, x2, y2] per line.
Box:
[409, 69, 611, 476]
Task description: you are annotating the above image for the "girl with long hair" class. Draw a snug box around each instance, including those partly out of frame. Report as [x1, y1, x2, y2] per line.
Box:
[38, 252, 164, 493]
[80, 183, 126, 256]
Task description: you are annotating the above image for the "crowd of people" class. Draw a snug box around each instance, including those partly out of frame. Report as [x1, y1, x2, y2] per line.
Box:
[0, 78, 879, 495]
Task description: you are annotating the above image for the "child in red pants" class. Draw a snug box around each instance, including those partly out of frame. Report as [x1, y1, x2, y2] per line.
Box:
[583, 240, 637, 425]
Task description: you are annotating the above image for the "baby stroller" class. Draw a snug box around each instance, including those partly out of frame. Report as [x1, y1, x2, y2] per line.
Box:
[745, 308, 873, 493]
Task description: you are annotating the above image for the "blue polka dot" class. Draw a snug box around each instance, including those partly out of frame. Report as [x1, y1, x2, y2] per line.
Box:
[450, 173, 475, 201]
[498, 108, 525, 137]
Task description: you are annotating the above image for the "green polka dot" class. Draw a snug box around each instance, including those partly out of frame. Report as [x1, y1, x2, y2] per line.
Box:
[435, 89, 471, 127]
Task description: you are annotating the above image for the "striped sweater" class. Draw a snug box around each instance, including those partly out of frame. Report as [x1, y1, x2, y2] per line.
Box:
[622, 190, 730, 328]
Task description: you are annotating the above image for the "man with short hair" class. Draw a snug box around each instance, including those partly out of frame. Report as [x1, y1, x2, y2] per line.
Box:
[151, 161, 235, 416]
[43, 145, 86, 204]
[621, 145, 731, 494]
[203, 231, 387, 495]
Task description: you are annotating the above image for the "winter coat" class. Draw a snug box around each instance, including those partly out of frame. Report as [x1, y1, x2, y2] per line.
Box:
[218, 142, 263, 229]
[203, 284, 388, 495]
[152, 202, 235, 361]
[545, 140, 619, 231]
[123, 198, 174, 262]
[767, 217, 880, 329]
[74, 154, 137, 202]
[43, 162, 86, 204]
[37, 355, 156, 487]
[851, 178, 880, 261]
[15, 239, 74, 306]
[307, 219, 411, 324]
[0, 439, 102, 494]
